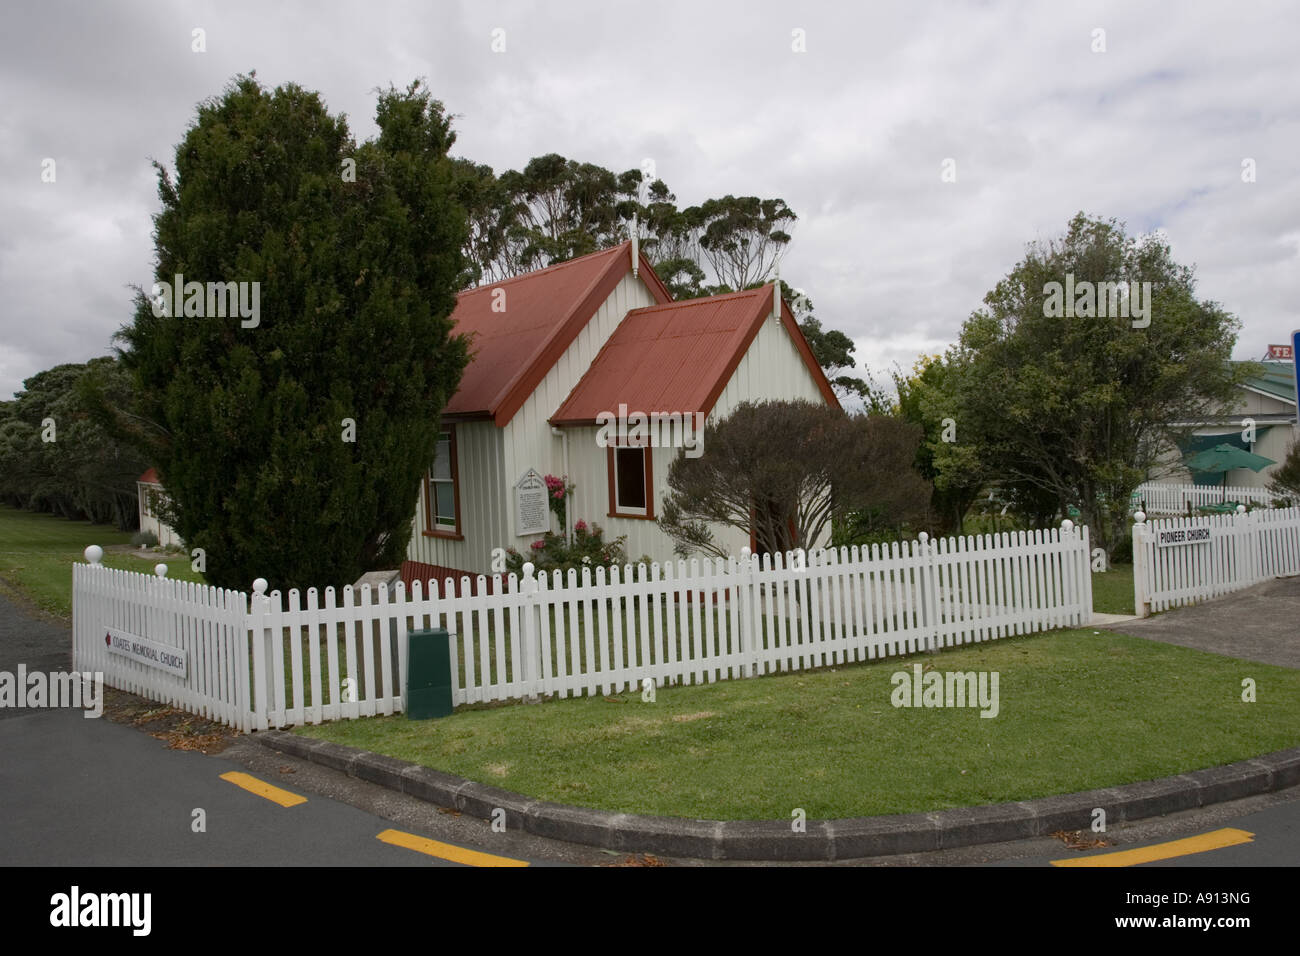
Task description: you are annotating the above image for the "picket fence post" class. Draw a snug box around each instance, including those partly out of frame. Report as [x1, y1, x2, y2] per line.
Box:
[1079, 523, 1094, 625]
[251, 577, 271, 730]
[77, 545, 106, 674]
[738, 547, 755, 678]
[1131, 511, 1149, 618]
[521, 562, 540, 700]
[1235, 504, 1257, 586]
[916, 532, 940, 651]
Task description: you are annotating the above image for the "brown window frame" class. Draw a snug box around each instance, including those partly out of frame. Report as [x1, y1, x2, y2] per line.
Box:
[606, 441, 655, 520]
[423, 426, 463, 540]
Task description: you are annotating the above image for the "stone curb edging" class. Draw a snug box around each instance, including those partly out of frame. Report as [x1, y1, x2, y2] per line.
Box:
[252, 732, 1300, 861]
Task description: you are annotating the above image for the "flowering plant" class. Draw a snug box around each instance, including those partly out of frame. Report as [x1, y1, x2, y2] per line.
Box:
[502, 521, 628, 577]
[543, 474, 576, 530]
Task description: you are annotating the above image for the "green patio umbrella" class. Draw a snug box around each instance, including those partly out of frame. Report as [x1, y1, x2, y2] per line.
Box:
[1183, 443, 1275, 502]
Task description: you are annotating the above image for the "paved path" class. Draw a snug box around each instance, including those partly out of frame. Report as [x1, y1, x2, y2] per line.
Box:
[1102, 576, 1300, 669]
[0, 581, 70, 673]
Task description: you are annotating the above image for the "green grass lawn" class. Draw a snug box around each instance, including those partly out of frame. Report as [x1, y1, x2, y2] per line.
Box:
[296, 627, 1300, 820]
[1092, 563, 1135, 615]
[0, 504, 206, 617]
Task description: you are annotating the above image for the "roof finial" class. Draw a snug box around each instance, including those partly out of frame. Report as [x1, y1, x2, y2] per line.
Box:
[630, 212, 639, 278]
[772, 256, 781, 319]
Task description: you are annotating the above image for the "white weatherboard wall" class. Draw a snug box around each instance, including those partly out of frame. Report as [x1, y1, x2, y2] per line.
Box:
[1132, 506, 1300, 615]
[73, 524, 1091, 730]
[408, 421, 506, 573]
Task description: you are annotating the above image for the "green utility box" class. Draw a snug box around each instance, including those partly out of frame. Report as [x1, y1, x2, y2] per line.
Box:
[406, 628, 453, 719]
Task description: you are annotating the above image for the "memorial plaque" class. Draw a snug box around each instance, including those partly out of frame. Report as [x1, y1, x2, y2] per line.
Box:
[515, 468, 550, 536]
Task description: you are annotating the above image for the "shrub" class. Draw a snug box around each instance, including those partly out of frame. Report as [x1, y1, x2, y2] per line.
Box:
[504, 521, 629, 577]
[131, 530, 159, 548]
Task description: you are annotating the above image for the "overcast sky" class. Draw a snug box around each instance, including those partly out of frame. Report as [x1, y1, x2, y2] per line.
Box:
[2, 0, 1297, 402]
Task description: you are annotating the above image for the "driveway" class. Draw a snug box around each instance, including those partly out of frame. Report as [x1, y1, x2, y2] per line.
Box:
[1104, 575, 1300, 669]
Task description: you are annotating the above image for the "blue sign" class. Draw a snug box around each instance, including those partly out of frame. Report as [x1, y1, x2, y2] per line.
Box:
[1293, 329, 1300, 421]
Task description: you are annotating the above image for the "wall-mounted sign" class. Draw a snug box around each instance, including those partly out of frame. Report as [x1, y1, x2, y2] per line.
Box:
[104, 626, 187, 678]
[1156, 527, 1214, 548]
[514, 468, 550, 537]
[1266, 343, 1293, 360]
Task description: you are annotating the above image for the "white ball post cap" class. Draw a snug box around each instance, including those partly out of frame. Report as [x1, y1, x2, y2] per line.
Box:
[253, 578, 268, 595]
[83, 545, 103, 565]
[153, 564, 167, 577]
[1236, 504, 1247, 514]
[1133, 511, 1146, 523]
[1061, 519, 1074, 533]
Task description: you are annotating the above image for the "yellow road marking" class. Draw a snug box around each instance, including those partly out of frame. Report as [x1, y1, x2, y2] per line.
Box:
[219, 771, 307, 807]
[376, 828, 530, 867]
[1051, 827, 1254, 867]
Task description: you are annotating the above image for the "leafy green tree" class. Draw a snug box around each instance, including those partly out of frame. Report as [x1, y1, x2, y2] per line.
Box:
[892, 353, 985, 535]
[952, 212, 1244, 558]
[690, 196, 795, 291]
[111, 75, 469, 591]
[0, 358, 147, 528]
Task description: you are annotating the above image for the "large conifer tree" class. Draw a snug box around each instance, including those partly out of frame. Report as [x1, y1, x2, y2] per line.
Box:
[115, 75, 469, 590]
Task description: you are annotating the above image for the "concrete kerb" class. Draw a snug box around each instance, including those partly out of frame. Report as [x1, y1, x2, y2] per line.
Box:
[252, 730, 1300, 862]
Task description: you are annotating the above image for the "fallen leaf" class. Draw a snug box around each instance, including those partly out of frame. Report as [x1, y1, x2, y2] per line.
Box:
[1050, 829, 1111, 850]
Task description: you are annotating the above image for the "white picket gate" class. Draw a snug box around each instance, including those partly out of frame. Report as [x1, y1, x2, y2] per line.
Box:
[72, 524, 1092, 731]
[1131, 506, 1300, 615]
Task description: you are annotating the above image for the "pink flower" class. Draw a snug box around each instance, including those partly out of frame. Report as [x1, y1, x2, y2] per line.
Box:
[530, 539, 546, 551]
[574, 520, 588, 532]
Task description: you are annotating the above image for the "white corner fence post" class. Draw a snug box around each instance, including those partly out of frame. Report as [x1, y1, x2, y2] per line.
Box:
[1131, 511, 1149, 618]
[521, 562, 540, 700]
[250, 578, 271, 730]
[1059, 519, 1081, 626]
[75, 545, 105, 674]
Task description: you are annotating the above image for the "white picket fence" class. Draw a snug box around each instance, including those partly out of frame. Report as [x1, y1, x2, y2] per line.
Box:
[72, 562, 251, 728]
[1132, 481, 1281, 515]
[1132, 506, 1300, 615]
[72, 525, 1092, 731]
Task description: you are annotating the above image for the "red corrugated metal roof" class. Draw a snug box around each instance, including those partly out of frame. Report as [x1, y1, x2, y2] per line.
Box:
[139, 467, 159, 484]
[550, 285, 840, 425]
[443, 242, 671, 425]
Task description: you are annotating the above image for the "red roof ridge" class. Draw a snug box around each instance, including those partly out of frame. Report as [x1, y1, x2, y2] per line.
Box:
[627, 285, 767, 314]
[457, 242, 629, 298]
